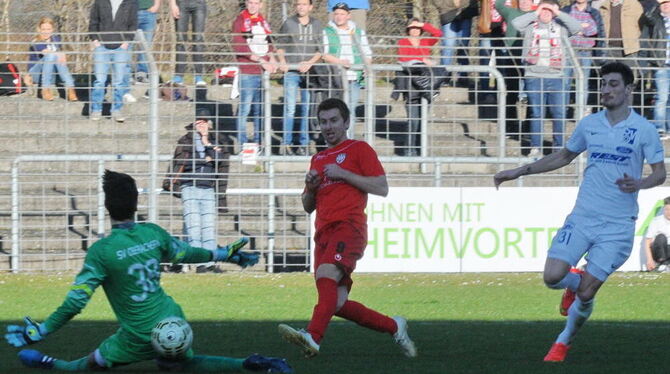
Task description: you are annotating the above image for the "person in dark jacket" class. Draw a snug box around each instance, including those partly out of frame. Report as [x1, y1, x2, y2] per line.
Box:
[431, 0, 478, 86]
[169, 108, 231, 273]
[88, 0, 137, 122]
[640, 0, 670, 136]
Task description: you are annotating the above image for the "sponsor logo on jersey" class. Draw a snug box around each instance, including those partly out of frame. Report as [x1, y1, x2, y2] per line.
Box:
[623, 128, 637, 145]
[336, 153, 346, 164]
[589, 152, 630, 164]
[616, 146, 633, 154]
[334, 253, 342, 261]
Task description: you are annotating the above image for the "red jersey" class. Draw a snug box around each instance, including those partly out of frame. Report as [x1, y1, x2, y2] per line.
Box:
[309, 139, 385, 234]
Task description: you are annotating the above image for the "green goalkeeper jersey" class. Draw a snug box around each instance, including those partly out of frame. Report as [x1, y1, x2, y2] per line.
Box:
[42, 222, 213, 339]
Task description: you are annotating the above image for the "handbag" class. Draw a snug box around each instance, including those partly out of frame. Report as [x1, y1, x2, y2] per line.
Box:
[162, 163, 185, 198]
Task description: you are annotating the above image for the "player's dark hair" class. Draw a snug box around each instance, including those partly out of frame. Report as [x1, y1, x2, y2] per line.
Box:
[317, 98, 350, 124]
[103, 169, 138, 221]
[601, 62, 634, 86]
[664, 196, 670, 206]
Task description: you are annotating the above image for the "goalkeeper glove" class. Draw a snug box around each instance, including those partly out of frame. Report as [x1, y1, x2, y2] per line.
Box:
[212, 237, 250, 262]
[5, 317, 47, 347]
[227, 251, 260, 269]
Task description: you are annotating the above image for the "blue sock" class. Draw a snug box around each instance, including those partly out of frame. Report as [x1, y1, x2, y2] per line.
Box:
[195, 75, 204, 83]
[548, 271, 581, 291]
[556, 296, 594, 345]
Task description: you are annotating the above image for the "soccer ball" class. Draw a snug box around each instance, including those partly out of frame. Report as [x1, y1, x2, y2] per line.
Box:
[151, 316, 193, 359]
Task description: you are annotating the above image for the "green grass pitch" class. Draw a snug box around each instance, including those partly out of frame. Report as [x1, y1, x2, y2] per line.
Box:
[1, 272, 669, 373]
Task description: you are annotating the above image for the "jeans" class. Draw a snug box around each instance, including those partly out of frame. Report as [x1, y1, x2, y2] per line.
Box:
[237, 74, 263, 144]
[92, 46, 130, 113]
[525, 76, 566, 149]
[653, 67, 670, 133]
[28, 53, 75, 88]
[136, 9, 157, 74]
[282, 71, 310, 146]
[440, 20, 471, 70]
[181, 185, 216, 251]
[175, 0, 207, 76]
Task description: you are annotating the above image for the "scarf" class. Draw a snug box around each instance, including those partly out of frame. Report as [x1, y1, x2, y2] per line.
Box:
[239, 9, 272, 34]
[525, 21, 563, 68]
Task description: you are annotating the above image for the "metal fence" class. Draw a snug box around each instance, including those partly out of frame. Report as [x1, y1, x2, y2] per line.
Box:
[1, 28, 668, 272]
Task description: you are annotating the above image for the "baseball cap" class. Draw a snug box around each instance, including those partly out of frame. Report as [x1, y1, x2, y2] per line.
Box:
[332, 2, 351, 11]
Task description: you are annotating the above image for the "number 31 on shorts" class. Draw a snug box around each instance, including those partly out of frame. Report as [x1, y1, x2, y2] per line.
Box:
[556, 223, 573, 245]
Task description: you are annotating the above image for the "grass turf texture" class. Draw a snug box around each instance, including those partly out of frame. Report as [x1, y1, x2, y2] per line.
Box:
[1, 272, 669, 373]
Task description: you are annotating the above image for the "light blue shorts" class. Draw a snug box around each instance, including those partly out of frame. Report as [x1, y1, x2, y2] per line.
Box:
[547, 213, 635, 282]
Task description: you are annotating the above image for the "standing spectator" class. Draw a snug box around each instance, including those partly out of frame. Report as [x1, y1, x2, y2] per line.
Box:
[496, 0, 534, 142]
[562, 0, 606, 117]
[431, 0, 478, 86]
[170, 0, 207, 85]
[396, 18, 443, 156]
[27, 17, 78, 102]
[134, 0, 161, 84]
[322, 2, 372, 132]
[327, 0, 369, 30]
[89, 0, 137, 122]
[640, 0, 670, 137]
[599, 0, 643, 65]
[277, 0, 324, 156]
[644, 196, 670, 271]
[232, 0, 278, 147]
[277, 98, 416, 359]
[513, 0, 582, 157]
[168, 108, 231, 273]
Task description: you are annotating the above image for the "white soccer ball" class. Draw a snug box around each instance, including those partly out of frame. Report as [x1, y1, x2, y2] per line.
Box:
[151, 316, 193, 359]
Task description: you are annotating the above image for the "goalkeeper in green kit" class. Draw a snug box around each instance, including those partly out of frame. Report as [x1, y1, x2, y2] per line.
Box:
[4, 170, 293, 373]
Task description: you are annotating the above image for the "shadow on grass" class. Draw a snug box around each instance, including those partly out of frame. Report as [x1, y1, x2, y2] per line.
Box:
[1, 319, 669, 373]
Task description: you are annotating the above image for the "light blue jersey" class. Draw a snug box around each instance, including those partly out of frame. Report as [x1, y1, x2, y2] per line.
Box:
[567, 110, 664, 222]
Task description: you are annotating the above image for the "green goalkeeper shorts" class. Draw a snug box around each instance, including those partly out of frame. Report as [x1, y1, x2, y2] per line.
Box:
[97, 309, 193, 367]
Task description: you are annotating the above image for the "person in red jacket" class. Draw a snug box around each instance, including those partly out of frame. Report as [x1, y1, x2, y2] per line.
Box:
[397, 18, 442, 65]
[396, 18, 442, 156]
[231, 0, 278, 149]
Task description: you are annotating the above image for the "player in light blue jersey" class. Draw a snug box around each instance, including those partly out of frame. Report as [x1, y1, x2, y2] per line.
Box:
[494, 62, 667, 362]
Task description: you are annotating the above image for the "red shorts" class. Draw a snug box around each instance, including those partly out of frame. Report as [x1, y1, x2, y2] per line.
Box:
[314, 221, 367, 291]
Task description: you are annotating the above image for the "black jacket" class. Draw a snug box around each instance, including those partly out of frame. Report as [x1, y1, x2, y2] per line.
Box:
[640, 3, 670, 67]
[561, 3, 607, 58]
[89, 0, 138, 49]
[163, 124, 231, 210]
[392, 64, 447, 104]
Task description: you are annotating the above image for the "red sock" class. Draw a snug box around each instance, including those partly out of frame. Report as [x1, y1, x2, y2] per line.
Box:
[335, 300, 397, 335]
[306, 278, 338, 344]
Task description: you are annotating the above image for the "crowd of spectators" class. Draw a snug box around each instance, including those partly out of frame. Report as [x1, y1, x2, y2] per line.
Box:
[15, 0, 670, 157]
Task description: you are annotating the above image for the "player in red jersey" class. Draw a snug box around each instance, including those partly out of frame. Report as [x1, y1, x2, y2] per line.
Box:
[278, 98, 417, 359]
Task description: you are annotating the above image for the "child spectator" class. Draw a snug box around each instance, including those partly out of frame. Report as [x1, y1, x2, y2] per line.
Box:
[28, 17, 78, 102]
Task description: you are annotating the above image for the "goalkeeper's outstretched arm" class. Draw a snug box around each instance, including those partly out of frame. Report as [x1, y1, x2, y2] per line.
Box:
[167, 236, 259, 268]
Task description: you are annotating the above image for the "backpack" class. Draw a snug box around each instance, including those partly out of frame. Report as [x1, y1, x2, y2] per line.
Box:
[0, 63, 27, 96]
[160, 82, 189, 101]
